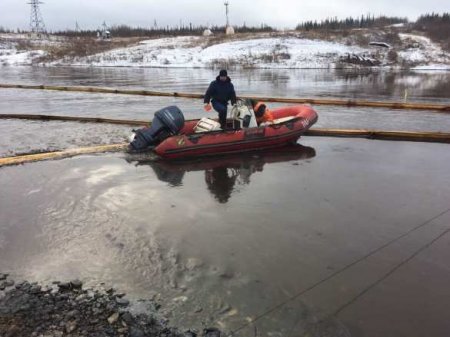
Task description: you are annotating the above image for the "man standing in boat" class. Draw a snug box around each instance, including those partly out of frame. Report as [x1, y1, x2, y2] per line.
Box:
[203, 69, 237, 129]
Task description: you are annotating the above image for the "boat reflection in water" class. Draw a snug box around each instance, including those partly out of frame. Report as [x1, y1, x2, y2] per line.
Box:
[128, 144, 316, 203]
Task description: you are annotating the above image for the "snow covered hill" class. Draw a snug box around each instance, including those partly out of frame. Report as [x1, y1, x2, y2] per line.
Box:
[54, 36, 367, 69]
[1, 33, 449, 70]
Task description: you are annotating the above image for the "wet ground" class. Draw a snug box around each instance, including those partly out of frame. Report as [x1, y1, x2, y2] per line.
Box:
[0, 67, 450, 336]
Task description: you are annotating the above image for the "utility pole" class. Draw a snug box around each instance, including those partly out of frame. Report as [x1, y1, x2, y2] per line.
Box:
[28, 0, 46, 35]
[224, 1, 230, 27]
[224, 1, 234, 34]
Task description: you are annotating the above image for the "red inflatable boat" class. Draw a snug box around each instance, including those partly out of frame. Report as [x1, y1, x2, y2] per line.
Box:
[152, 105, 318, 159]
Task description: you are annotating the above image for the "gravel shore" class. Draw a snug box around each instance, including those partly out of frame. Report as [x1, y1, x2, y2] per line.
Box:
[0, 274, 220, 337]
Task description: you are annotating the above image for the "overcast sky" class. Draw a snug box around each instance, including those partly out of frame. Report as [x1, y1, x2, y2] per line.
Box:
[1, 0, 448, 31]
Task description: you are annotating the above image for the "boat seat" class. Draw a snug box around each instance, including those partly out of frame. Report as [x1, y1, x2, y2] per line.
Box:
[194, 117, 222, 133]
[272, 116, 297, 124]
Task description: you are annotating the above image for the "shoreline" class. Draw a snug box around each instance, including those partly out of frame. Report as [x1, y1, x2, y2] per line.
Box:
[1, 63, 450, 72]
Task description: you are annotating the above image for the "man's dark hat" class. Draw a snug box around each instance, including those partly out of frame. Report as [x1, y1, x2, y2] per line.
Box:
[219, 69, 228, 77]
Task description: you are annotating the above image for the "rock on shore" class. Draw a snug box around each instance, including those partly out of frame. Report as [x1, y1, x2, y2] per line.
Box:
[0, 274, 219, 337]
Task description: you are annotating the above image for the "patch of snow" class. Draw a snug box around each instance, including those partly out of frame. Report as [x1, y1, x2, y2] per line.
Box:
[398, 33, 450, 67]
[389, 23, 405, 28]
[0, 33, 30, 40]
[399, 33, 432, 45]
[0, 33, 62, 65]
[0, 48, 45, 66]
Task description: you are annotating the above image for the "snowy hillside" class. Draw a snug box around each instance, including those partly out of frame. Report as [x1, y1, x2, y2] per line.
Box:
[52, 35, 450, 70]
[0, 35, 60, 66]
[1, 33, 449, 69]
[54, 36, 367, 69]
[0, 40, 45, 66]
[398, 33, 450, 70]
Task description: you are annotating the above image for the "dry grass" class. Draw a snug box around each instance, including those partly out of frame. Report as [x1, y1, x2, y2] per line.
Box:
[387, 50, 398, 62]
[202, 33, 262, 48]
[37, 37, 146, 62]
[200, 31, 302, 48]
[208, 58, 240, 69]
[15, 39, 34, 51]
[208, 46, 292, 69]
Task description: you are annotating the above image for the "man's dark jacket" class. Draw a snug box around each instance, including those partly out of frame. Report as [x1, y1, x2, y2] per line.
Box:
[203, 76, 237, 105]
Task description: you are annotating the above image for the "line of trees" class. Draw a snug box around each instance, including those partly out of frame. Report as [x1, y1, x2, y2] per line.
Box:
[0, 27, 14, 33]
[2, 13, 448, 43]
[0, 28, 33, 34]
[414, 13, 450, 49]
[296, 15, 408, 31]
[50, 23, 274, 38]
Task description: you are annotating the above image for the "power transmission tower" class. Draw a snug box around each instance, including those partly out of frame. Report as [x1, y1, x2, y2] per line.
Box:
[28, 0, 46, 35]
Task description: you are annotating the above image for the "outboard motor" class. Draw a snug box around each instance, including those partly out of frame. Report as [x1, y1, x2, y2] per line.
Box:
[129, 106, 185, 151]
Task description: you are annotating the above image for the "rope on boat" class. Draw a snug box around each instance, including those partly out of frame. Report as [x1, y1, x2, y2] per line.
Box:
[0, 143, 128, 168]
[1, 83, 449, 111]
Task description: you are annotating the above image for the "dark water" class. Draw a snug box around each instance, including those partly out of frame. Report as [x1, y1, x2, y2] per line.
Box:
[1, 67, 450, 336]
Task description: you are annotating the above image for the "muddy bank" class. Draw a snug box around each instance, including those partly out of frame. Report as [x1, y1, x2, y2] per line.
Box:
[0, 274, 217, 337]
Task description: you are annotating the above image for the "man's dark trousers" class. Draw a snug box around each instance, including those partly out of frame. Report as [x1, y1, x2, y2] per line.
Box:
[212, 101, 227, 129]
